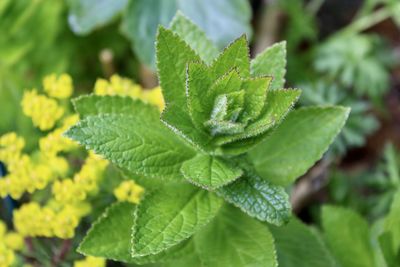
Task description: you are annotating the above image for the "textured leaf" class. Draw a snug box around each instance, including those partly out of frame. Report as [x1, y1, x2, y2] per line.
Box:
[210, 35, 250, 79]
[218, 171, 290, 225]
[322, 205, 375, 267]
[251, 42, 286, 90]
[178, 0, 252, 49]
[170, 12, 219, 64]
[180, 154, 243, 190]
[132, 184, 223, 256]
[65, 113, 195, 181]
[249, 106, 350, 186]
[78, 202, 135, 262]
[68, 0, 128, 35]
[194, 205, 277, 267]
[269, 217, 336, 267]
[72, 94, 158, 118]
[216, 89, 301, 149]
[121, 0, 177, 67]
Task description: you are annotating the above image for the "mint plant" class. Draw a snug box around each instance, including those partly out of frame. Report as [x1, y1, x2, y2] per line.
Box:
[65, 13, 349, 266]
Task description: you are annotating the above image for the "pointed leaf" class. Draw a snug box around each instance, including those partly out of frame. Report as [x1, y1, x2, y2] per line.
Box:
[251, 41, 286, 90]
[217, 171, 290, 225]
[249, 106, 350, 186]
[180, 154, 243, 190]
[132, 184, 223, 256]
[210, 35, 250, 79]
[194, 205, 277, 267]
[322, 206, 375, 267]
[65, 113, 195, 181]
[384, 191, 400, 252]
[170, 12, 219, 64]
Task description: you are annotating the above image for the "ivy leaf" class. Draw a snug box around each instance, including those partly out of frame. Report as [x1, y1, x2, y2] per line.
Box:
[322, 205, 375, 267]
[269, 217, 336, 267]
[72, 94, 159, 118]
[67, 0, 128, 35]
[180, 154, 243, 190]
[65, 113, 195, 181]
[217, 171, 290, 226]
[77, 202, 135, 262]
[249, 106, 350, 186]
[251, 42, 287, 90]
[210, 35, 250, 79]
[170, 12, 219, 64]
[193, 205, 277, 267]
[132, 184, 223, 256]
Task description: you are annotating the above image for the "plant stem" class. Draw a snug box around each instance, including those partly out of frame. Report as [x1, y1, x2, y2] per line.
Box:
[51, 239, 72, 267]
[341, 7, 392, 35]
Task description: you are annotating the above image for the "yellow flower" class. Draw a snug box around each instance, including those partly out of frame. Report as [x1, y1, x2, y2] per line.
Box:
[0, 132, 25, 165]
[52, 206, 80, 239]
[0, 221, 6, 238]
[52, 179, 86, 204]
[4, 232, 24, 251]
[141, 86, 164, 111]
[21, 90, 64, 131]
[43, 73, 73, 99]
[0, 244, 15, 267]
[74, 256, 106, 267]
[114, 180, 144, 204]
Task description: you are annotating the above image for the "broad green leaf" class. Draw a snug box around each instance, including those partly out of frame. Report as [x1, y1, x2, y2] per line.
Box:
[156, 26, 201, 108]
[170, 12, 219, 64]
[194, 205, 277, 267]
[72, 94, 159, 118]
[384, 191, 400, 252]
[251, 42, 286, 90]
[322, 205, 375, 267]
[180, 154, 243, 190]
[121, 0, 177, 67]
[218, 171, 290, 226]
[65, 113, 195, 181]
[249, 106, 350, 186]
[210, 35, 250, 79]
[67, 0, 128, 35]
[216, 89, 301, 149]
[78, 202, 134, 262]
[178, 0, 252, 49]
[132, 184, 223, 256]
[269, 217, 336, 267]
[378, 232, 399, 267]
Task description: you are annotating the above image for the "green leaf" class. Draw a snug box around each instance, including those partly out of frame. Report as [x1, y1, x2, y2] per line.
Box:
[378, 232, 399, 267]
[322, 205, 375, 267]
[217, 171, 290, 226]
[193, 205, 277, 267]
[121, 0, 177, 67]
[67, 0, 128, 35]
[77, 202, 134, 262]
[72, 94, 159, 118]
[170, 11, 219, 64]
[210, 35, 250, 79]
[180, 154, 243, 190]
[216, 89, 301, 149]
[132, 184, 223, 256]
[269, 217, 336, 267]
[384, 191, 400, 252]
[249, 106, 350, 186]
[65, 113, 195, 181]
[251, 42, 287, 90]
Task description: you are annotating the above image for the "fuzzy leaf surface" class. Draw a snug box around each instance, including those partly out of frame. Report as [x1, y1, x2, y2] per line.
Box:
[322, 205, 375, 267]
[249, 106, 350, 186]
[180, 154, 243, 190]
[65, 113, 195, 181]
[251, 42, 286, 90]
[132, 184, 223, 256]
[217, 172, 290, 225]
[193, 205, 277, 267]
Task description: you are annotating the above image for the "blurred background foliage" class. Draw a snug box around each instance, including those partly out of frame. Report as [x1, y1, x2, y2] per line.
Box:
[1, 0, 400, 266]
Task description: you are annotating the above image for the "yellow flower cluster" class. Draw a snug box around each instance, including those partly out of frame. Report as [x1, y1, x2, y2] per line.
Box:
[0, 220, 24, 267]
[114, 180, 144, 204]
[21, 89, 64, 131]
[43, 73, 73, 99]
[74, 256, 105, 267]
[13, 202, 89, 239]
[94, 74, 164, 111]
